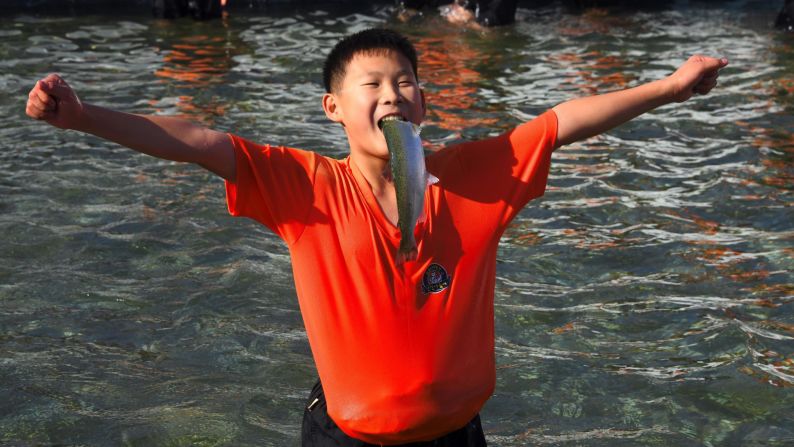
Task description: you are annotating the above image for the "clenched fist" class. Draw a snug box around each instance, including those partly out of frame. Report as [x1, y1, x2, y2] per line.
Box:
[25, 74, 85, 130]
[666, 55, 729, 103]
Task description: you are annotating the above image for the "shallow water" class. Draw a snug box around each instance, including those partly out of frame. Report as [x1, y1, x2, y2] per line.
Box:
[1, 1, 792, 446]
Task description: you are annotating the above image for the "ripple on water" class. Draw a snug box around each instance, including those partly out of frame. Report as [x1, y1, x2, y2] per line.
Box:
[2, 2, 793, 446]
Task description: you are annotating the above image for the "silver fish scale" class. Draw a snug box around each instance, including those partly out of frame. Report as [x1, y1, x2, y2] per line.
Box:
[381, 119, 429, 256]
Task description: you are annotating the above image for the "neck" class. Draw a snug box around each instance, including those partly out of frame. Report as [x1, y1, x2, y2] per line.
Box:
[350, 151, 393, 195]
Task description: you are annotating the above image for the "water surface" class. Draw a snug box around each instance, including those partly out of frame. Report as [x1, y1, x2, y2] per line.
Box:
[1, 1, 792, 446]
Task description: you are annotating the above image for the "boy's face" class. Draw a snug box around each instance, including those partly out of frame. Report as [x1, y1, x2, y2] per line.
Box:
[322, 50, 425, 162]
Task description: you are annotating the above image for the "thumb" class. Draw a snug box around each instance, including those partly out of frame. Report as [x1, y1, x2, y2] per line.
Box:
[713, 57, 729, 69]
[696, 56, 729, 72]
[38, 74, 71, 98]
[37, 79, 56, 97]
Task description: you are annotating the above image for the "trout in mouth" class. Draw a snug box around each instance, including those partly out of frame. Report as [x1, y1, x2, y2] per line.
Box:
[378, 116, 438, 263]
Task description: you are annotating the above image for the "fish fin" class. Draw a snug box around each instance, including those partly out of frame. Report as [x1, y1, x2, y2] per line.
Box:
[426, 173, 439, 186]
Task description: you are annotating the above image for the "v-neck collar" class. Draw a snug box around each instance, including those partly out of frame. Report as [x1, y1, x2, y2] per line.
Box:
[344, 156, 433, 243]
[345, 156, 401, 239]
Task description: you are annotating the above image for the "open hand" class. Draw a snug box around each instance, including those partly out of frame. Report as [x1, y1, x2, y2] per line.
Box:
[666, 55, 729, 103]
[25, 74, 84, 130]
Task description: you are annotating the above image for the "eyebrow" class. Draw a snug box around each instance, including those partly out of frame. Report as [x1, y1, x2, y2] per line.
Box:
[361, 69, 412, 77]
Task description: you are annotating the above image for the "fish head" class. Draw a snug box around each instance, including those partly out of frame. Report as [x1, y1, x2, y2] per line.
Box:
[377, 113, 407, 129]
[378, 115, 423, 158]
[378, 114, 421, 136]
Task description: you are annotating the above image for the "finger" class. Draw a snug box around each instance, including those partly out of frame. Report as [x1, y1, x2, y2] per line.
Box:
[26, 103, 38, 118]
[32, 84, 56, 110]
[39, 75, 71, 98]
[698, 78, 717, 90]
[26, 103, 48, 119]
[38, 78, 56, 94]
[694, 80, 717, 95]
[41, 73, 64, 86]
[27, 101, 56, 120]
[27, 97, 51, 114]
[28, 85, 52, 106]
[690, 55, 729, 73]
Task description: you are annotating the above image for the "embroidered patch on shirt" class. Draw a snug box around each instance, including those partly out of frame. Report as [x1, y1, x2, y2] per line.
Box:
[422, 263, 451, 294]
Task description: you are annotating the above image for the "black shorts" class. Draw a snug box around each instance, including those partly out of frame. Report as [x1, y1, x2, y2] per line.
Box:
[301, 380, 488, 446]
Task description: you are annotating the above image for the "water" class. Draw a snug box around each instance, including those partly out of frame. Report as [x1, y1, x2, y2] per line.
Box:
[1, 1, 792, 446]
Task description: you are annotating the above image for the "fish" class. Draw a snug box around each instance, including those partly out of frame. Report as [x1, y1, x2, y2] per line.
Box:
[379, 116, 438, 263]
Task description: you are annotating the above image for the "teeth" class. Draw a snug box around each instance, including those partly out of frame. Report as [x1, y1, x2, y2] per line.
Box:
[378, 115, 405, 129]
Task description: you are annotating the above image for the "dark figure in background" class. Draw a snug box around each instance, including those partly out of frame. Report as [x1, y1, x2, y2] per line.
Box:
[777, 0, 794, 32]
[152, 0, 225, 20]
[400, 0, 519, 27]
[564, 0, 672, 8]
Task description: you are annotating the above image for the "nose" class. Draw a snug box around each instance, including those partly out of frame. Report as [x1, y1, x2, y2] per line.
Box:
[379, 81, 403, 105]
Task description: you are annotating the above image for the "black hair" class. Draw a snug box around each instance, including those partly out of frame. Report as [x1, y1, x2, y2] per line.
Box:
[322, 28, 419, 93]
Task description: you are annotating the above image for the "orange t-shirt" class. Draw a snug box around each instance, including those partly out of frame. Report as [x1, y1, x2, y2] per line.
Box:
[225, 110, 557, 444]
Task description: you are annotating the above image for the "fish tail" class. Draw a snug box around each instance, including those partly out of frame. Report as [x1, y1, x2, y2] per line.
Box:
[396, 247, 418, 265]
[397, 235, 418, 264]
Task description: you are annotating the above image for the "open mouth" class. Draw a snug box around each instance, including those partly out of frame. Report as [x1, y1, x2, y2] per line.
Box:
[377, 114, 406, 129]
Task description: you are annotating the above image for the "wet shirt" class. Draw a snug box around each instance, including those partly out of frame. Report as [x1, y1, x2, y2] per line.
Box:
[224, 110, 557, 444]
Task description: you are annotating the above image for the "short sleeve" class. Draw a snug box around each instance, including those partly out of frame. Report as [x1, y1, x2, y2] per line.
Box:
[224, 134, 317, 244]
[504, 109, 558, 205]
[426, 109, 558, 228]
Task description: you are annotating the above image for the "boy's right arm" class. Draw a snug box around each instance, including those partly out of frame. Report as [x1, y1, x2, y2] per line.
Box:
[25, 74, 236, 182]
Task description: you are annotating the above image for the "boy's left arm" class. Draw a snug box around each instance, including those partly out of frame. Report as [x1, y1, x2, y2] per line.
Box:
[552, 55, 729, 149]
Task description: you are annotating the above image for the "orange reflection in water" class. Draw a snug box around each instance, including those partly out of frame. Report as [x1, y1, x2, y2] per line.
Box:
[778, 78, 794, 95]
[414, 34, 497, 135]
[552, 322, 576, 334]
[694, 246, 773, 284]
[739, 349, 794, 388]
[151, 23, 238, 125]
[747, 283, 794, 301]
[664, 209, 784, 298]
[735, 121, 794, 194]
[551, 50, 639, 95]
[557, 8, 635, 37]
[510, 230, 543, 247]
[551, 219, 645, 251]
[155, 34, 232, 86]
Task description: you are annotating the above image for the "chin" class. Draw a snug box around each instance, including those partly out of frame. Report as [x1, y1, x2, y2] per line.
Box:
[371, 140, 390, 159]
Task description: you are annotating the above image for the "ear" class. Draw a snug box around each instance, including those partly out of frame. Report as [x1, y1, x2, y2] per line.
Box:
[322, 93, 343, 124]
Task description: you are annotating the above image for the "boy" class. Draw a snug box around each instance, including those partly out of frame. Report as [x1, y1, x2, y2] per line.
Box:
[25, 28, 726, 446]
